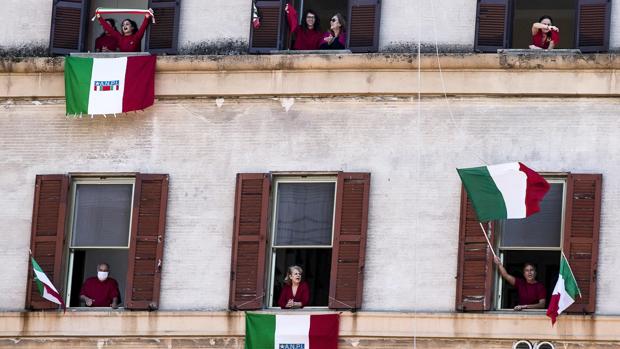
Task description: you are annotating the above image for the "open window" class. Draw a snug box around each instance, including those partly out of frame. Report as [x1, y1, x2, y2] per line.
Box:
[474, 0, 611, 52]
[229, 172, 370, 310]
[50, 0, 181, 55]
[26, 174, 169, 310]
[456, 173, 601, 313]
[249, 0, 381, 53]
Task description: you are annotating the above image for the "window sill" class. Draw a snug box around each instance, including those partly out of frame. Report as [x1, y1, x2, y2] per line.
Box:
[69, 52, 151, 58]
[269, 49, 352, 55]
[498, 49, 582, 56]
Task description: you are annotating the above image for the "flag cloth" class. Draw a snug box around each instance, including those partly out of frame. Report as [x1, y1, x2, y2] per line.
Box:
[245, 313, 339, 349]
[31, 257, 65, 309]
[65, 56, 156, 115]
[546, 253, 581, 325]
[457, 162, 550, 222]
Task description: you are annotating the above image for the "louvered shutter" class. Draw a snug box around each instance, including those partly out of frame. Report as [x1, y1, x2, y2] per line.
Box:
[229, 174, 271, 310]
[146, 0, 181, 54]
[455, 187, 494, 311]
[125, 174, 169, 310]
[26, 175, 69, 310]
[249, 1, 283, 53]
[474, 0, 510, 52]
[49, 0, 88, 55]
[576, 0, 610, 53]
[563, 174, 601, 313]
[328, 172, 370, 310]
[347, 0, 381, 53]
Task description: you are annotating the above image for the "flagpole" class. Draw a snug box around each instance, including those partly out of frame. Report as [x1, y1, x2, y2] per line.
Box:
[478, 222, 497, 259]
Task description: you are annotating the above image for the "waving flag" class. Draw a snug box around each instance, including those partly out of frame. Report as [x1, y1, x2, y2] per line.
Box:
[547, 253, 581, 325]
[65, 56, 156, 116]
[245, 313, 338, 349]
[457, 162, 550, 222]
[31, 257, 65, 309]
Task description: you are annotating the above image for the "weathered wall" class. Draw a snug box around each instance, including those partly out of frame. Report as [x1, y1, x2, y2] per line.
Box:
[0, 0, 52, 49]
[1, 96, 620, 313]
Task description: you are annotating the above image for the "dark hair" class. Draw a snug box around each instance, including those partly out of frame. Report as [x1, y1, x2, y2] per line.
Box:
[301, 9, 320, 31]
[98, 18, 117, 38]
[329, 13, 346, 35]
[122, 18, 138, 35]
[538, 15, 553, 24]
[523, 262, 536, 271]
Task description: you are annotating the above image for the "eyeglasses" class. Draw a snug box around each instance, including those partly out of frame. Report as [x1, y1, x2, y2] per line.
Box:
[331, 18, 338, 22]
[306, 15, 315, 19]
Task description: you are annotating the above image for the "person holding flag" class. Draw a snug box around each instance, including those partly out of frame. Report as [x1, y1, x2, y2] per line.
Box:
[494, 256, 546, 311]
[96, 9, 153, 52]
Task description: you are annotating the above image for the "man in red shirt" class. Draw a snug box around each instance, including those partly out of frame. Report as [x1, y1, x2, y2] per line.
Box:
[494, 256, 546, 311]
[80, 263, 120, 308]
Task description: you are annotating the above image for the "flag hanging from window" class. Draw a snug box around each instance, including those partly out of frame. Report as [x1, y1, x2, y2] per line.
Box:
[245, 313, 339, 349]
[546, 253, 581, 325]
[64, 56, 156, 116]
[31, 257, 66, 309]
[252, 1, 261, 29]
[456, 162, 550, 222]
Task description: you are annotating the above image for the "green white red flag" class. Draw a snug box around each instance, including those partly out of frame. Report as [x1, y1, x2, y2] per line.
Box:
[546, 253, 581, 325]
[245, 313, 339, 349]
[457, 162, 550, 222]
[65, 56, 156, 116]
[31, 257, 65, 309]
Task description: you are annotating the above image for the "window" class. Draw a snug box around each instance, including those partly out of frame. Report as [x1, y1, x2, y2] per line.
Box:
[249, 0, 381, 53]
[26, 174, 169, 310]
[49, 0, 181, 55]
[456, 173, 601, 313]
[474, 0, 611, 53]
[229, 172, 370, 310]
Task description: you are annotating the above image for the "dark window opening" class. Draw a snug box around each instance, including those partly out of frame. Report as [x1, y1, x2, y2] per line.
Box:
[271, 248, 332, 307]
[511, 0, 576, 49]
[87, 0, 149, 52]
[285, 0, 348, 50]
[69, 249, 128, 307]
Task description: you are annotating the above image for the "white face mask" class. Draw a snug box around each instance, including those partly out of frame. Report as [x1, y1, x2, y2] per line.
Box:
[97, 271, 109, 281]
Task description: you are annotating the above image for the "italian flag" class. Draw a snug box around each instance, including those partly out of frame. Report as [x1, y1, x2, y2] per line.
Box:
[547, 253, 581, 325]
[245, 313, 339, 349]
[31, 257, 65, 309]
[457, 162, 550, 222]
[65, 56, 156, 115]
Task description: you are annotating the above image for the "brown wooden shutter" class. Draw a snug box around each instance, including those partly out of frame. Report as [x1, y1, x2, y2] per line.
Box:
[26, 175, 69, 310]
[455, 187, 494, 311]
[249, 1, 283, 53]
[229, 173, 271, 310]
[125, 174, 169, 310]
[563, 174, 601, 313]
[146, 0, 181, 54]
[576, 0, 610, 53]
[49, 0, 88, 55]
[474, 0, 510, 52]
[328, 172, 370, 310]
[347, 0, 381, 53]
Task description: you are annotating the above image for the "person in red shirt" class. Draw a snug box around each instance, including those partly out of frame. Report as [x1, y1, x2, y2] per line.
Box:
[278, 265, 310, 309]
[320, 13, 347, 50]
[284, 4, 324, 50]
[95, 18, 119, 52]
[494, 256, 546, 311]
[97, 11, 152, 52]
[80, 263, 120, 308]
[529, 15, 560, 50]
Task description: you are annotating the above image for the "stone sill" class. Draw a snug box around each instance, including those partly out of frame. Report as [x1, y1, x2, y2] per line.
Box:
[0, 311, 618, 341]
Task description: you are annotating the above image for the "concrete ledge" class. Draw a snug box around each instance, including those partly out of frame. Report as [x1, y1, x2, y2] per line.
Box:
[0, 311, 618, 342]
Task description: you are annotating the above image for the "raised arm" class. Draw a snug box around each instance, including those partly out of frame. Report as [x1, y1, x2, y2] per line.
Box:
[97, 15, 121, 39]
[284, 3, 299, 34]
[493, 256, 516, 286]
[134, 14, 151, 41]
[532, 22, 559, 35]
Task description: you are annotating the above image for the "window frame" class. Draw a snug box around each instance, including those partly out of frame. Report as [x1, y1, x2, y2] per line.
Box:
[267, 175, 338, 309]
[64, 176, 136, 307]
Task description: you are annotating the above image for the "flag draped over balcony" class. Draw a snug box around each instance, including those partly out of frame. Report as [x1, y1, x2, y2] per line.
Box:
[65, 55, 156, 116]
[245, 313, 339, 349]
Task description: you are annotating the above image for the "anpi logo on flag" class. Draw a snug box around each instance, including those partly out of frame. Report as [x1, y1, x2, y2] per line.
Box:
[279, 345, 304, 349]
[93, 80, 120, 91]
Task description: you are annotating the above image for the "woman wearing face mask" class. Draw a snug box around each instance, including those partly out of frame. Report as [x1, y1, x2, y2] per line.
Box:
[278, 265, 310, 309]
[97, 10, 152, 52]
[320, 13, 346, 50]
[529, 15, 560, 49]
[284, 4, 323, 50]
[79, 263, 120, 308]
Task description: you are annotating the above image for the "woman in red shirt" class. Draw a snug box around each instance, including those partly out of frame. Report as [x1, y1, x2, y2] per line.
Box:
[284, 4, 324, 50]
[97, 11, 151, 52]
[95, 18, 119, 52]
[494, 256, 547, 311]
[529, 15, 560, 50]
[278, 265, 310, 309]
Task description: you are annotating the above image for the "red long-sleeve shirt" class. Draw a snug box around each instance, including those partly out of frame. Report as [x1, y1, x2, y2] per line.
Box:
[278, 282, 310, 308]
[98, 16, 150, 52]
[286, 6, 323, 50]
[531, 30, 560, 49]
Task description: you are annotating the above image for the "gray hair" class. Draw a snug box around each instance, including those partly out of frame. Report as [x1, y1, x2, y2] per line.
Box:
[284, 265, 303, 284]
